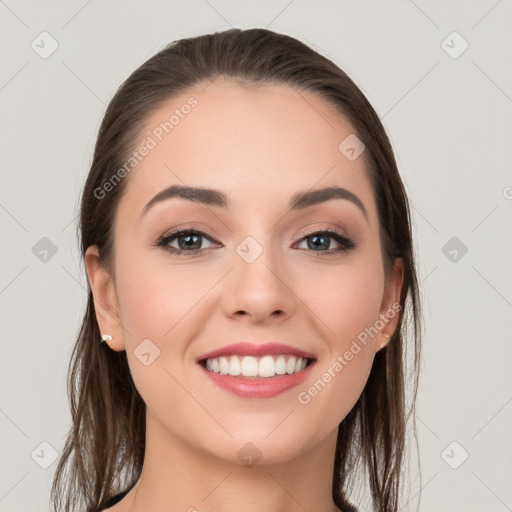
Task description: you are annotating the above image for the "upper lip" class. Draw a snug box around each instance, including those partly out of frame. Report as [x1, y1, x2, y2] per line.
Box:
[196, 342, 317, 362]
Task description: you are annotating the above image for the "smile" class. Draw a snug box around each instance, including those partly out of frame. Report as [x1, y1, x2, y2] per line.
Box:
[198, 356, 317, 398]
[201, 354, 313, 378]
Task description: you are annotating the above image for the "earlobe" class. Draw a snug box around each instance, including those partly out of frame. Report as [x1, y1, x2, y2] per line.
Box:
[380, 332, 390, 349]
[84, 245, 125, 351]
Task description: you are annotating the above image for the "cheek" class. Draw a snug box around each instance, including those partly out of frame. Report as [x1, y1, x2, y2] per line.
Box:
[113, 252, 201, 409]
[293, 310, 379, 434]
[114, 248, 202, 340]
[291, 256, 383, 419]
[298, 256, 384, 347]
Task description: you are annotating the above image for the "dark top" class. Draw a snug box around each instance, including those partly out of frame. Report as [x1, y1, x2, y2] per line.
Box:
[103, 489, 128, 507]
[102, 481, 137, 508]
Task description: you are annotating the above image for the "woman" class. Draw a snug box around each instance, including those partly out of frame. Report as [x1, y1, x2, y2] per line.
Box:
[51, 28, 422, 512]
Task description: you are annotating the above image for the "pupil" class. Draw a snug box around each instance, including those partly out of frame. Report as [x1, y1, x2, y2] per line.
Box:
[309, 234, 329, 250]
[179, 234, 201, 250]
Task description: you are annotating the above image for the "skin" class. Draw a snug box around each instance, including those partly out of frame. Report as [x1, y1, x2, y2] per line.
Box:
[85, 79, 403, 512]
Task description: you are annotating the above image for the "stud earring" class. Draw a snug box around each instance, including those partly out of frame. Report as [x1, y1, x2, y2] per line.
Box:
[381, 333, 390, 348]
[101, 334, 112, 348]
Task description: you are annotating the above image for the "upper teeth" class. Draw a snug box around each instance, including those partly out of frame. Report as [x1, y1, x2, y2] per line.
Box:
[205, 355, 308, 378]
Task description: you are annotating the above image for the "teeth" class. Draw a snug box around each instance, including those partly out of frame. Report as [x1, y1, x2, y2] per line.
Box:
[203, 354, 310, 378]
[275, 355, 287, 374]
[258, 355, 275, 377]
[241, 356, 259, 376]
[286, 356, 296, 374]
[219, 357, 229, 375]
[228, 355, 241, 375]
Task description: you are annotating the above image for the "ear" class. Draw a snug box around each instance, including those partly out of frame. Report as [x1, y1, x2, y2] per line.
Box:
[84, 245, 126, 351]
[375, 258, 404, 352]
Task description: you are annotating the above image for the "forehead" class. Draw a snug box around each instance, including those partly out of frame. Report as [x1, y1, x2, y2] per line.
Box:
[117, 79, 376, 221]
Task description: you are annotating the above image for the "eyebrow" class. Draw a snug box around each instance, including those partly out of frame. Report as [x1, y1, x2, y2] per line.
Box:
[139, 184, 368, 220]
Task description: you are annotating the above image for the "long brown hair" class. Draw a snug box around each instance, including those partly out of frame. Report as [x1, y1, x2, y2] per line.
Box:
[50, 28, 422, 512]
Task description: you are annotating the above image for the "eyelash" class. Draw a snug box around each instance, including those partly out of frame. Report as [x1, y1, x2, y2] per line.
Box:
[155, 227, 356, 257]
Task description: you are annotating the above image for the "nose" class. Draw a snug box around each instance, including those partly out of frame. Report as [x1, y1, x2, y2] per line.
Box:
[221, 237, 298, 325]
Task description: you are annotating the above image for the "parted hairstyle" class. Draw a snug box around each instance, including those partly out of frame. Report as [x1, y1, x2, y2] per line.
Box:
[50, 27, 422, 512]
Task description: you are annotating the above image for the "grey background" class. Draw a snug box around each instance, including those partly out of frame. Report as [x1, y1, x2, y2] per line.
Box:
[1, 1, 511, 511]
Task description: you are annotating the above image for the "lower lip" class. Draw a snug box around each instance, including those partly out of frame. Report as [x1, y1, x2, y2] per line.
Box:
[198, 360, 316, 398]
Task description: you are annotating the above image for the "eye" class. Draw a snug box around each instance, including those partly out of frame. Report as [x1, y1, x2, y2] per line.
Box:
[156, 228, 217, 257]
[295, 228, 356, 254]
[155, 227, 356, 257]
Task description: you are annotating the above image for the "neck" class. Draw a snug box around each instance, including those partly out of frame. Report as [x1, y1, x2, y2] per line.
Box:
[122, 412, 342, 512]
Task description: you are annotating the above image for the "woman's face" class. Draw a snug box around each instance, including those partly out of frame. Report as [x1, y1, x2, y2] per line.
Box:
[87, 79, 402, 465]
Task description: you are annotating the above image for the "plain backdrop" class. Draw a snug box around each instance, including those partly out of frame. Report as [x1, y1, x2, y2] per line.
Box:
[1, 1, 511, 511]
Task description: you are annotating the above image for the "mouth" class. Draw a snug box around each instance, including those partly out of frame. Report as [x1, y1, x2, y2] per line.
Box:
[195, 342, 317, 398]
[198, 354, 317, 379]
